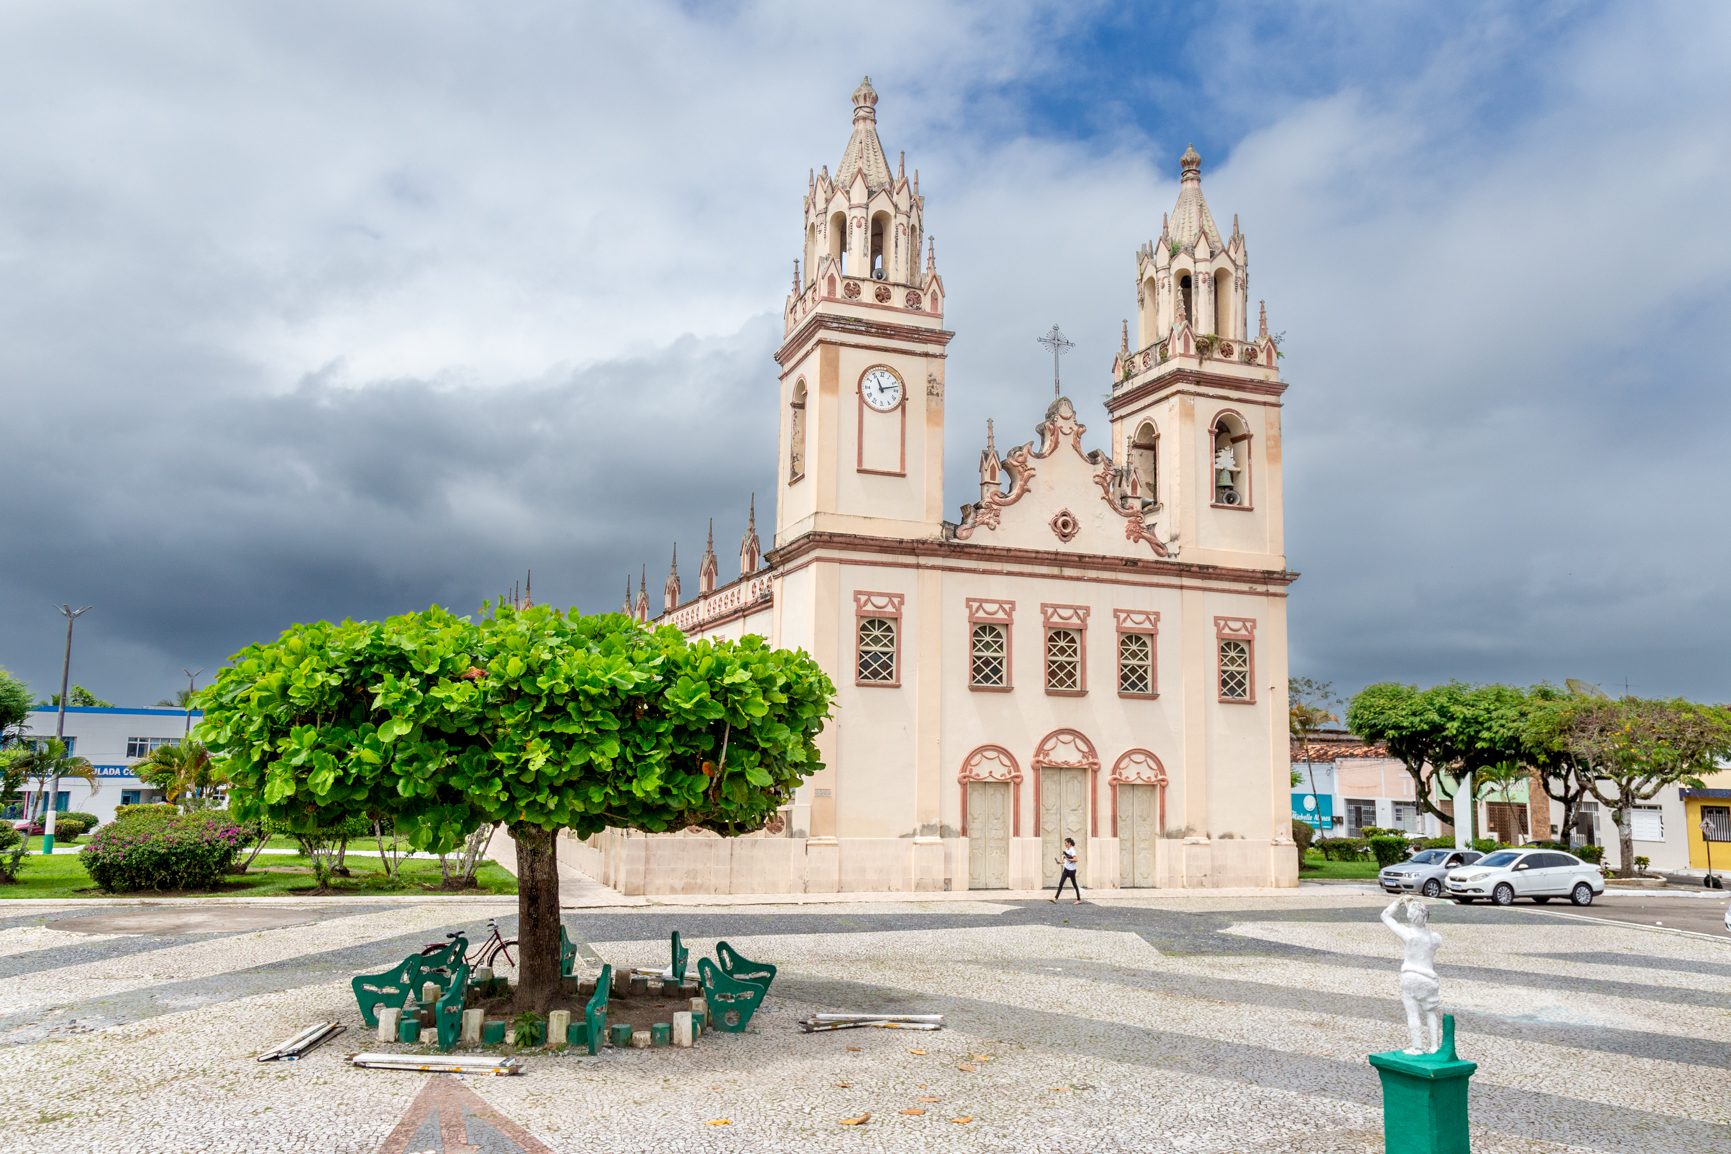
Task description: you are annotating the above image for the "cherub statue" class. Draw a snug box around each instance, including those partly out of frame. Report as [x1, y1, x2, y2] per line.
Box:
[1381, 896, 1442, 1054]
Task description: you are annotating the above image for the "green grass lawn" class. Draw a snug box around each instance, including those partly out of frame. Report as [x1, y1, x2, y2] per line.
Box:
[1298, 851, 1382, 879]
[0, 846, 517, 899]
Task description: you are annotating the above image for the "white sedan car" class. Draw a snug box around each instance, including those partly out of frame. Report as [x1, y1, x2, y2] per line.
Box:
[1444, 848, 1604, 907]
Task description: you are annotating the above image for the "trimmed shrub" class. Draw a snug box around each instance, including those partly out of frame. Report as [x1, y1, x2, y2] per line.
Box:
[1468, 838, 1505, 854]
[0, 825, 25, 882]
[1417, 836, 1457, 850]
[1314, 837, 1368, 861]
[1575, 844, 1605, 864]
[114, 803, 178, 824]
[79, 811, 245, 892]
[1290, 818, 1315, 853]
[51, 816, 89, 840]
[63, 810, 101, 833]
[1368, 835, 1410, 867]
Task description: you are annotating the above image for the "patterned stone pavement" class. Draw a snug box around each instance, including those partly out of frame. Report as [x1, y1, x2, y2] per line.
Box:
[0, 891, 1725, 1153]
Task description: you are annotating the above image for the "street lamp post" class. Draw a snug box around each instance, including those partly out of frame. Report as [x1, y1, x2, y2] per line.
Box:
[181, 667, 204, 737]
[44, 604, 93, 855]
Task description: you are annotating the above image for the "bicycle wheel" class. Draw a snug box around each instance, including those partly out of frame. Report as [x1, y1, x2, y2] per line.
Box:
[482, 937, 518, 969]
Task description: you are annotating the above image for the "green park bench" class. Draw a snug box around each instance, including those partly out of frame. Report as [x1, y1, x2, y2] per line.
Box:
[698, 955, 768, 1033]
[669, 930, 689, 983]
[433, 962, 472, 1052]
[716, 940, 776, 992]
[559, 925, 579, 978]
[351, 934, 468, 1029]
[569, 963, 611, 1054]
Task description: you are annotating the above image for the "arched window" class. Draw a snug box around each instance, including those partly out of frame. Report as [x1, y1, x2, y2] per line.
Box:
[869, 211, 891, 279]
[970, 623, 1007, 687]
[829, 211, 847, 267]
[1210, 410, 1251, 508]
[1214, 268, 1232, 336]
[1140, 276, 1158, 343]
[1128, 421, 1158, 507]
[788, 379, 807, 484]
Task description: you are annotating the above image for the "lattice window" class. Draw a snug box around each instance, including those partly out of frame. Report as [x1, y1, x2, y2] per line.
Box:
[970, 623, 1007, 687]
[857, 617, 897, 683]
[1118, 632, 1153, 695]
[1218, 639, 1251, 700]
[1045, 629, 1081, 692]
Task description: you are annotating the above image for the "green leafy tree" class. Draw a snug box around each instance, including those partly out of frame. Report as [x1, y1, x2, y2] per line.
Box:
[0, 668, 32, 739]
[1521, 682, 1602, 844]
[154, 688, 199, 708]
[1289, 677, 1340, 834]
[1346, 682, 1540, 831]
[1554, 696, 1731, 877]
[42, 685, 113, 709]
[198, 604, 834, 1009]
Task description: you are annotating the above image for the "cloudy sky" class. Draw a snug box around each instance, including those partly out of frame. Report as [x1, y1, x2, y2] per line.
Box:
[3, 0, 1728, 709]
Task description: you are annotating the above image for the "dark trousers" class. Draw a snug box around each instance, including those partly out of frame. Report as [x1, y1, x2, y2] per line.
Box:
[1054, 868, 1081, 898]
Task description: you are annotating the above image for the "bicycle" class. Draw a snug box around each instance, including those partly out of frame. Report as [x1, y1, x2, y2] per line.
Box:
[420, 919, 516, 969]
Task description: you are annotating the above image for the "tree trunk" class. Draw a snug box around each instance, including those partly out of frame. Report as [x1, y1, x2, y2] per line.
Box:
[1614, 806, 1635, 879]
[511, 823, 562, 1013]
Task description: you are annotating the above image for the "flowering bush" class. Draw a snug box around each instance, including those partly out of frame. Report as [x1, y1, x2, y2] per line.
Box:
[79, 811, 245, 892]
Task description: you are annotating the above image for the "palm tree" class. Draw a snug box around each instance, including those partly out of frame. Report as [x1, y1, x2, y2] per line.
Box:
[132, 740, 225, 807]
[152, 688, 197, 708]
[9, 738, 100, 826]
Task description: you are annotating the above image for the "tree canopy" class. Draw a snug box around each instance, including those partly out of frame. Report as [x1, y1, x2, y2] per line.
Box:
[198, 603, 834, 1005]
[0, 668, 31, 737]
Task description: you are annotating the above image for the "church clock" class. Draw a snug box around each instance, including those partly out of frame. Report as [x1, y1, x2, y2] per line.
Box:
[861, 367, 903, 411]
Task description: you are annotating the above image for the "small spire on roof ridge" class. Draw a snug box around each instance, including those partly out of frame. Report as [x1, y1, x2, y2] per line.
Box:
[912, 168, 918, 193]
[792, 258, 800, 293]
[1232, 212, 1240, 238]
[748, 492, 757, 529]
[706, 518, 715, 549]
[671, 542, 678, 569]
[640, 565, 647, 595]
[985, 416, 996, 454]
[926, 236, 935, 270]
[523, 569, 532, 607]
[1258, 299, 1268, 339]
[898, 150, 905, 181]
[1160, 211, 1170, 239]
[1121, 319, 1130, 353]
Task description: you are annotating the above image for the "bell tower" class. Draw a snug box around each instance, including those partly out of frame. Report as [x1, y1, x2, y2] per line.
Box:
[1108, 146, 1286, 572]
[773, 78, 952, 548]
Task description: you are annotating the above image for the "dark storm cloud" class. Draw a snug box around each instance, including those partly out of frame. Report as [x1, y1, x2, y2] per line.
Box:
[2, 1, 1729, 709]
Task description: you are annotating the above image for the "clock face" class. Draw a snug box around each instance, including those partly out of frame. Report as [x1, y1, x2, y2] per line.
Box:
[861, 367, 903, 412]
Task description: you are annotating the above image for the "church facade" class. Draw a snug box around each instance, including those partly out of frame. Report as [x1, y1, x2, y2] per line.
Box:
[577, 79, 1298, 894]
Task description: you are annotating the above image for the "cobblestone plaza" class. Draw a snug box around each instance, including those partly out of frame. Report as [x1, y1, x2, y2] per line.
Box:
[0, 890, 1724, 1153]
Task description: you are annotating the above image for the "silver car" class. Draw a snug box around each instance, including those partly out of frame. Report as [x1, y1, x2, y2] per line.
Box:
[1379, 848, 1484, 898]
[1445, 848, 1605, 907]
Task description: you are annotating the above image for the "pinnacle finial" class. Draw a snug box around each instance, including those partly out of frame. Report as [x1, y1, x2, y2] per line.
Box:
[1180, 143, 1201, 179]
[851, 75, 878, 121]
[1121, 318, 1130, 353]
[926, 236, 935, 270]
[1258, 299, 1268, 339]
[671, 542, 678, 569]
[898, 150, 905, 181]
[985, 417, 996, 454]
[706, 518, 715, 549]
[640, 565, 647, 595]
[748, 492, 757, 529]
[523, 569, 532, 607]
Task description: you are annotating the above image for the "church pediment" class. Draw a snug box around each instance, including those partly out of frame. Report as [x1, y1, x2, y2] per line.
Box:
[956, 397, 1169, 557]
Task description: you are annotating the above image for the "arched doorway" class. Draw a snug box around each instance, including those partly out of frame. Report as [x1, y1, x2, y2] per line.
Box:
[1111, 750, 1168, 887]
[1033, 729, 1099, 887]
[958, 746, 1020, 890]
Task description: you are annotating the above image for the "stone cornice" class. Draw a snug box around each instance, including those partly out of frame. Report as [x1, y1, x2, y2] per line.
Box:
[776, 311, 954, 366]
[1107, 366, 1287, 416]
[766, 529, 1298, 590]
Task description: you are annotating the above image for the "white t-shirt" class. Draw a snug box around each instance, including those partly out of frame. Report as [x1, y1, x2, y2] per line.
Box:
[1061, 846, 1077, 870]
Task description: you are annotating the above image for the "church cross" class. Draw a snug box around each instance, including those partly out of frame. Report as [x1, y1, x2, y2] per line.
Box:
[1038, 324, 1075, 398]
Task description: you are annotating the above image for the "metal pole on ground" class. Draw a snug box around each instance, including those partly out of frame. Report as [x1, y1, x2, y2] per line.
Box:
[43, 604, 92, 855]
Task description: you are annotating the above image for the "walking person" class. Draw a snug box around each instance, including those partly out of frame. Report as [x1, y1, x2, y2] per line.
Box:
[1050, 837, 1083, 903]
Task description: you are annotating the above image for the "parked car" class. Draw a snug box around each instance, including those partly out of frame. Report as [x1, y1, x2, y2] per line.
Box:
[1444, 848, 1604, 907]
[1379, 848, 1484, 898]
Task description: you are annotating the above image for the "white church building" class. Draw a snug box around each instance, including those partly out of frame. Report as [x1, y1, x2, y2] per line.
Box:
[575, 78, 1298, 894]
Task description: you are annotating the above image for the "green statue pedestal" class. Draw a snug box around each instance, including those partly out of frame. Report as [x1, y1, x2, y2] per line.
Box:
[1367, 1015, 1476, 1154]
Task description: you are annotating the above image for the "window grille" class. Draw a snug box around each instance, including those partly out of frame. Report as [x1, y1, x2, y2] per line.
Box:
[857, 617, 897, 683]
[1118, 632, 1153, 694]
[125, 737, 177, 759]
[970, 623, 1006, 687]
[1045, 629, 1081, 691]
[1218, 639, 1251, 699]
[1703, 806, 1731, 841]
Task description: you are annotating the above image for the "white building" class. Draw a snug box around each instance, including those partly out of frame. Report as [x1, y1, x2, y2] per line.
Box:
[8, 706, 197, 824]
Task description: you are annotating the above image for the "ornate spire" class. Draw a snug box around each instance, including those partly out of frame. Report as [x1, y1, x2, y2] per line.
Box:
[636, 566, 649, 623]
[622, 574, 632, 616]
[1258, 299, 1268, 339]
[836, 76, 893, 193]
[792, 258, 800, 294]
[926, 236, 935, 272]
[522, 569, 533, 609]
[739, 494, 762, 576]
[699, 518, 719, 596]
[1121, 319, 1130, 353]
[664, 544, 682, 612]
[979, 418, 1002, 497]
[1168, 146, 1221, 249]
